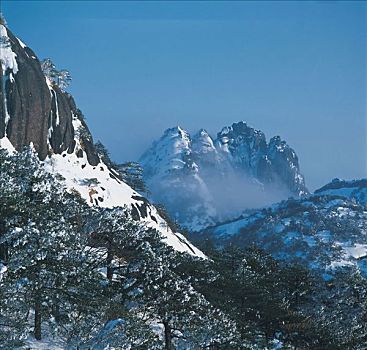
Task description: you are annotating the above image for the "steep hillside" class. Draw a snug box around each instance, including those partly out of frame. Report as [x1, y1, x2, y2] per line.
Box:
[0, 23, 204, 258]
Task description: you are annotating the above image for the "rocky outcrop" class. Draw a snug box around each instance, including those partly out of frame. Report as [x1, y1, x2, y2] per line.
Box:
[216, 121, 268, 176]
[216, 122, 307, 196]
[0, 24, 98, 164]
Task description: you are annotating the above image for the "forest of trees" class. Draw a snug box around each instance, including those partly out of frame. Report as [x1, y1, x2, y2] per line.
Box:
[1, 148, 366, 349]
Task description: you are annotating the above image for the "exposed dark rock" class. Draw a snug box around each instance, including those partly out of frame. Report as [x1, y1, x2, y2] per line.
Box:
[2, 29, 51, 159]
[76, 149, 83, 158]
[136, 202, 148, 219]
[130, 204, 140, 221]
[1, 26, 99, 165]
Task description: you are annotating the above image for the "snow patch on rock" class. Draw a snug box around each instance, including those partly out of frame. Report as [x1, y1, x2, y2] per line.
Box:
[0, 24, 18, 74]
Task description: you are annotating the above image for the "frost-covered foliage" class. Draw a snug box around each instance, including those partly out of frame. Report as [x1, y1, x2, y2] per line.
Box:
[89, 207, 240, 349]
[0, 30, 10, 48]
[117, 161, 147, 194]
[194, 184, 367, 349]
[188, 244, 367, 349]
[0, 23, 18, 75]
[0, 148, 106, 346]
[2, 149, 366, 349]
[0, 149, 240, 349]
[41, 58, 72, 91]
[94, 141, 116, 169]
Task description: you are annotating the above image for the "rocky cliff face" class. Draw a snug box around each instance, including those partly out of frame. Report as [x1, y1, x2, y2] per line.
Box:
[140, 122, 308, 231]
[0, 24, 98, 164]
[0, 24, 205, 258]
[215, 122, 306, 195]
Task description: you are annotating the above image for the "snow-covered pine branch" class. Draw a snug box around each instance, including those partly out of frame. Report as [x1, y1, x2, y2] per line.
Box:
[41, 58, 72, 91]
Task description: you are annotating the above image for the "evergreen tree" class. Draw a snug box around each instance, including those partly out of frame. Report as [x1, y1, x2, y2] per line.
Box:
[41, 58, 57, 81]
[56, 69, 72, 91]
[41, 58, 72, 91]
[117, 161, 147, 194]
[92, 207, 240, 349]
[94, 141, 117, 169]
[0, 148, 106, 345]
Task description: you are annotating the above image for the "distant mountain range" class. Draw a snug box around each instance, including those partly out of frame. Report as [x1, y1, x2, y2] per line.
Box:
[140, 122, 308, 231]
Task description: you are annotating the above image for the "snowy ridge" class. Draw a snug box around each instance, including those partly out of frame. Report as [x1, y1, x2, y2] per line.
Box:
[140, 126, 193, 176]
[0, 136, 15, 153]
[140, 126, 218, 231]
[200, 179, 367, 277]
[0, 24, 18, 137]
[315, 178, 367, 205]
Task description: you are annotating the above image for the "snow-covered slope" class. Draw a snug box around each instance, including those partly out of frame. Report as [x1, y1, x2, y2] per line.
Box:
[198, 179, 367, 277]
[0, 24, 205, 258]
[140, 122, 308, 231]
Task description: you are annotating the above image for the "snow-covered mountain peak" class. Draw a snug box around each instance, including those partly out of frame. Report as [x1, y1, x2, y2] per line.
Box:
[268, 136, 290, 154]
[139, 125, 195, 179]
[191, 129, 216, 154]
[217, 121, 264, 140]
[163, 125, 188, 138]
[193, 128, 210, 139]
[217, 121, 266, 147]
[154, 126, 191, 154]
[140, 122, 308, 231]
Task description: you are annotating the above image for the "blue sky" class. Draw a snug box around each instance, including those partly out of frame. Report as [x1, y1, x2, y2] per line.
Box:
[2, 1, 366, 190]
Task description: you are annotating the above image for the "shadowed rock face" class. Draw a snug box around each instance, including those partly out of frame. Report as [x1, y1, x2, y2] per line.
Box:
[0, 26, 99, 165]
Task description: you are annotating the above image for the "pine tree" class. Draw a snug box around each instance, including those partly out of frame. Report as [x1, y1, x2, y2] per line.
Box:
[56, 69, 72, 91]
[0, 148, 106, 345]
[94, 140, 117, 169]
[41, 58, 57, 82]
[117, 161, 147, 194]
[91, 207, 240, 349]
[41, 58, 72, 91]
